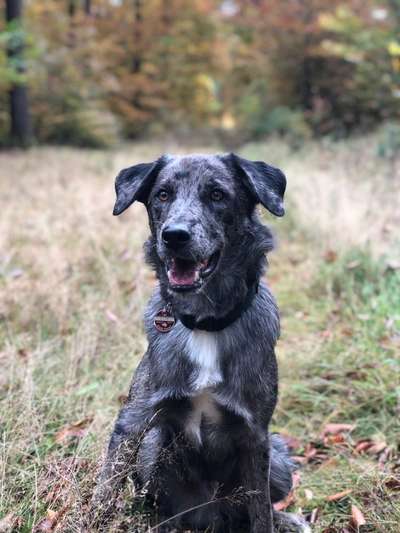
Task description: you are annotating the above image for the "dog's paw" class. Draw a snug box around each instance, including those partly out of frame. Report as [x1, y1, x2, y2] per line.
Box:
[273, 510, 311, 533]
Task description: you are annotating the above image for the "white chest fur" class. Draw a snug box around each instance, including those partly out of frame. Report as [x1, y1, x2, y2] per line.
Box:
[184, 330, 223, 445]
[185, 330, 222, 389]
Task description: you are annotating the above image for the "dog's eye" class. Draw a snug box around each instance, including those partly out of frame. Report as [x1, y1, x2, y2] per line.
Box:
[157, 190, 169, 202]
[211, 189, 224, 202]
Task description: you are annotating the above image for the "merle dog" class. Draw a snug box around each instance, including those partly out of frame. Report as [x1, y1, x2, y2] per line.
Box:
[91, 154, 309, 532]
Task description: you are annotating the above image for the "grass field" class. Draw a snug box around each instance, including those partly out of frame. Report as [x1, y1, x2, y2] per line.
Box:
[0, 138, 399, 532]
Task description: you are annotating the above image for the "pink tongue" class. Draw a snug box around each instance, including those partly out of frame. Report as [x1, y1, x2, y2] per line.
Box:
[169, 262, 197, 285]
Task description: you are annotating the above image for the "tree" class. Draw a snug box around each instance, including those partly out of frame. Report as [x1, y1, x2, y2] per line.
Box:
[6, 0, 32, 146]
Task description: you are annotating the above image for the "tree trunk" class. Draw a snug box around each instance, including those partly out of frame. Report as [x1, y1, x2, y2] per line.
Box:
[6, 0, 32, 147]
[132, 0, 142, 74]
[83, 0, 91, 15]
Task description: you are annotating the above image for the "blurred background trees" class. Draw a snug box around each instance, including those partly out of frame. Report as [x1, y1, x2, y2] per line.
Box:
[1, 0, 400, 147]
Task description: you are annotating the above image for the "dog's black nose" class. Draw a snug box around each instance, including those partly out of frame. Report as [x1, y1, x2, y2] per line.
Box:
[162, 224, 191, 249]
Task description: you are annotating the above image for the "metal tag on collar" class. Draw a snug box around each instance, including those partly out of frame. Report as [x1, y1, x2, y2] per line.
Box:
[154, 303, 175, 333]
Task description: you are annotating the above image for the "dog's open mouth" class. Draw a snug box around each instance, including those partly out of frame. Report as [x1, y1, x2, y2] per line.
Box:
[166, 251, 220, 290]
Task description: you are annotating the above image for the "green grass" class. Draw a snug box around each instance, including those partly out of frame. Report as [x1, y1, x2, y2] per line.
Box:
[0, 140, 399, 531]
[273, 237, 400, 531]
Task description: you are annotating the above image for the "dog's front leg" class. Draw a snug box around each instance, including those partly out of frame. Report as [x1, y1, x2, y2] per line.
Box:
[89, 399, 159, 529]
[241, 439, 274, 533]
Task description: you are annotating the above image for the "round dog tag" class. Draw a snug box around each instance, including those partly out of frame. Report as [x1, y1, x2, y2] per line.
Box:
[154, 307, 175, 333]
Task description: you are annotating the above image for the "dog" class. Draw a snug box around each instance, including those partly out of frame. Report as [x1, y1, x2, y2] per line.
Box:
[91, 153, 309, 532]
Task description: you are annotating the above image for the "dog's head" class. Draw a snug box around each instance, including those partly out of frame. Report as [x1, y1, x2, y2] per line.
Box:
[113, 154, 286, 316]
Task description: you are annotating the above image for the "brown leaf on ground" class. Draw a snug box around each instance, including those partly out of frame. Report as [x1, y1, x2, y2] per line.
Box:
[0, 513, 23, 532]
[304, 444, 318, 459]
[324, 249, 337, 263]
[54, 417, 93, 444]
[365, 441, 387, 455]
[350, 504, 366, 528]
[280, 433, 302, 451]
[117, 393, 128, 405]
[384, 476, 400, 491]
[273, 491, 295, 512]
[34, 508, 68, 532]
[326, 489, 352, 502]
[323, 433, 346, 446]
[354, 439, 388, 458]
[17, 348, 30, 359]
[354, 439, 373, 453]
[273, 471, 300, 512]
[321, 423, 355, 438]
[105, 309, 119, 323]
[292, 455, 308, 465]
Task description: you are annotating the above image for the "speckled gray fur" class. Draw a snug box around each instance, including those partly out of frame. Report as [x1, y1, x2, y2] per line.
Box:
[91, 154, 309, 533]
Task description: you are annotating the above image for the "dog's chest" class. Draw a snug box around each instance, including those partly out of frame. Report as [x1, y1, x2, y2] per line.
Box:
[184, 330, 223, 445]
[185, 330, 222, 389]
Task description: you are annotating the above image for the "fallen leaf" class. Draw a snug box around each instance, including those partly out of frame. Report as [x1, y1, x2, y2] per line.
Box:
[384, 476, 400, 491]
[273, 491, 295, 511]
[346, 260, 361, 270]
[34, 510, 58, 532]
[118, 394, 128, 405]
[304, 444, 318, 459]
[323, 433, 346, 446]
[350, 504, 366, 528]
[321, 423, 355, 438]
[354, 440, 373, 454]
[304, 488, 314, 501]
[55, 417, 93, 444]
[324, 250, 337, 263]
[292, 455, 308, 465]
[273, 471, 300, 512]
[34, 505, 69, 532]
[280, 433, 302, 451]
[0, 513, 23, 532]
[341, 327, 353, 337]
[365, 441, 387, 455]
[17, 348, 30, 359]
[105, 309, 119, 323]
[326, 489, 352, 502]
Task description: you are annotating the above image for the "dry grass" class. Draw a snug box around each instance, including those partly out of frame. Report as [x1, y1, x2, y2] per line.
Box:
[0, 138, 399, 532]
[243, 135, 400, 257]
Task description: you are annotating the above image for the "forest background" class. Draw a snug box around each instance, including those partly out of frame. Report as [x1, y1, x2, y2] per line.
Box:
[3, 0, 400, 149]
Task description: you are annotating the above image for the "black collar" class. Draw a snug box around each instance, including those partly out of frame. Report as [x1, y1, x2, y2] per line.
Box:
[177, 282, 258, 332]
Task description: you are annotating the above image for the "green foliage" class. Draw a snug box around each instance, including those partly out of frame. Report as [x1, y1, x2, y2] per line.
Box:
[247, 105, 311, 148]
[377, 121, 400, 158]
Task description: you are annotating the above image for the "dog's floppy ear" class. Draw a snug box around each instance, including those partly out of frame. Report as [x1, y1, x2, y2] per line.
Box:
[113, 155, 169, 215]
[229, 153, 286, 217]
